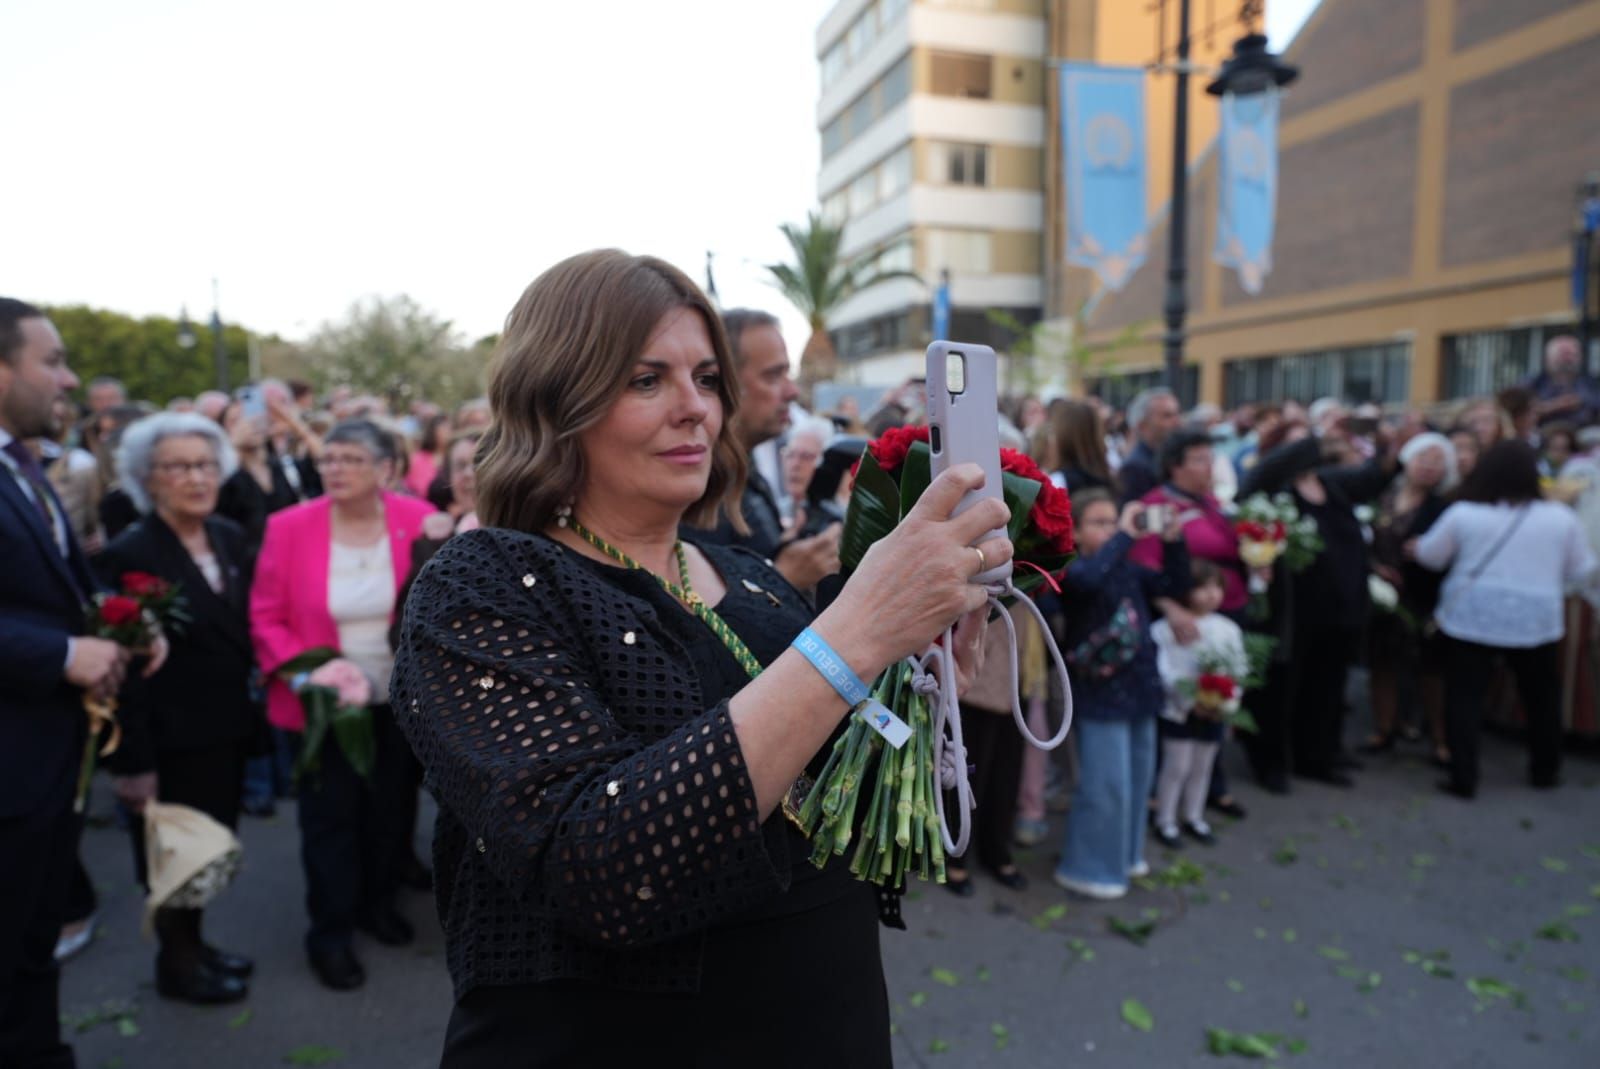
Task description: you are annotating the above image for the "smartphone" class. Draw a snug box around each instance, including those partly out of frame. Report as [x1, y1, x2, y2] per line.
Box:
[238, 385, 266, 421]
[925, 341, 1012, 586]
[1136, 503, 1170, 534]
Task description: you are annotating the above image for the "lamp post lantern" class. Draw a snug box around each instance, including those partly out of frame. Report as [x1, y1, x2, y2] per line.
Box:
[1159, 3, 1297, 398]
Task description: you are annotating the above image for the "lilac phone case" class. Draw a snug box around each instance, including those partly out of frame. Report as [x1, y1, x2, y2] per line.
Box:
[926, 341, 1012, 585]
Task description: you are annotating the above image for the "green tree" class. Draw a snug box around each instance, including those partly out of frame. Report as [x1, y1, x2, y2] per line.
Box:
[763, 211, 921, 391]
[987, 305, 1151, 399]
[301, 296, 488, 410]
[43, 304, 249, 406]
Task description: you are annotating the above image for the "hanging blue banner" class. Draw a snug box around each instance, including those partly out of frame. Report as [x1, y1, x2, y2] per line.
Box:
[932, 273, 951, 342]
[1214, 88, 1281, 295]
[1060, 63, 1148, 292]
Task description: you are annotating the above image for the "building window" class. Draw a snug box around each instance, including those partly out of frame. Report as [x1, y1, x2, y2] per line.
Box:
[1087, 368, 1200, 412]
[820, 0, 911, 90]
[924, 228, 993, 274]
[821, 53, 913, 161]
[1441, 325, 1578, 400]
[857, 233, 915, 277]
[826, 144, 913, 224]
[929, 51, 992, 99]
[1222, 342, 1413, 407]
[926, 141, 988, 186]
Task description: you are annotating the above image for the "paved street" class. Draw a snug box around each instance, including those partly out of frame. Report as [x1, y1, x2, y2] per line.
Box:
[62, 713, 1600, 1069]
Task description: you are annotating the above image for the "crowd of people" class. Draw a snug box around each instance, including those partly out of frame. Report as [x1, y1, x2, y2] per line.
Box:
[4, 279, 1598, 1066]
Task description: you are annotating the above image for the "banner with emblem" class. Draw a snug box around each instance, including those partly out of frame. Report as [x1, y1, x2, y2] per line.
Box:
[1059, 63, 1148, 292]
[1214, 88, 1282, 295]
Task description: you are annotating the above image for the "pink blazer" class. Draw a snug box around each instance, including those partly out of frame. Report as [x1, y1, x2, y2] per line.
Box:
[250, 492, 436, 731]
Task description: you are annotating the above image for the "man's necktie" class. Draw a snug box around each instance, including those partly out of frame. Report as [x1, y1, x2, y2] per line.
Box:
[2, 438, 63, 543]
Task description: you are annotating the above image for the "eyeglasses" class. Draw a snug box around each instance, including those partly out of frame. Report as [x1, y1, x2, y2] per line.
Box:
[316, 454, 375, 470]
[154, 460, 222, 479]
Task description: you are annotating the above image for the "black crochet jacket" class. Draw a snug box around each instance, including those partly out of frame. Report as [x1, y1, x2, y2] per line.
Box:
[393, 526, 855, 998]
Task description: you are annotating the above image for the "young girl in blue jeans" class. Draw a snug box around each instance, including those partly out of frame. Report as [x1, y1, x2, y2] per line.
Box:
[1054, 490, 1190, 899]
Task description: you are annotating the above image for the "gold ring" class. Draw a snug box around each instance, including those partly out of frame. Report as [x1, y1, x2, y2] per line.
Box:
[974, 546, 987, 573]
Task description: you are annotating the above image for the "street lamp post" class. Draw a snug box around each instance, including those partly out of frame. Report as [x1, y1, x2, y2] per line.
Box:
[1159, 2, 1297, 400]
[1577, 174, 1600, 371]
[210, 278, 229, 394]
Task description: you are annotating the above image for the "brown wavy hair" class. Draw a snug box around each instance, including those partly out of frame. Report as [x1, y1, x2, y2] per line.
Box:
[475, 249, 747, 533]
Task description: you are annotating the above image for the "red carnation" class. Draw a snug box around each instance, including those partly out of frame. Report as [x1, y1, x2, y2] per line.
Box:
[866, 425, 930, 474]
[122, 572, 168, 598]
[99, 595, 143, 628]
[1198, 673, 1237, 699]
[1236, 520, 1267, 541]
[1029, 479, 1075, 555]
[1270, 520, 1287, 541]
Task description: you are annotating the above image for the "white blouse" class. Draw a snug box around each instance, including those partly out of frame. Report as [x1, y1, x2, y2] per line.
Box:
[1414, 500, 1597, 648]
[328, 539, 395, 704]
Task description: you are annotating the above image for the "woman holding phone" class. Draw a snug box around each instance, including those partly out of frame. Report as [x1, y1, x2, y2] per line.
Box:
[391, 250, 1007, 1066]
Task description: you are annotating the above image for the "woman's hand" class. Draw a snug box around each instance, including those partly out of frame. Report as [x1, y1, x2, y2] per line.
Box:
[1157, 597, 1200, 643]
[821, 464, 1013, 673]
[112, 771, 158, 813]
[1117, 501, 1146, 539]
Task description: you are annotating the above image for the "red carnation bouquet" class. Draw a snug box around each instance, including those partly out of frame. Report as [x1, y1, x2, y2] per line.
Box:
[797, 426, 1075, 886]
[76, 573, 191, 812]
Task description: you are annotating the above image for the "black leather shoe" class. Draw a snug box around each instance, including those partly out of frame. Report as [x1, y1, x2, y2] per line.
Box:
[1435, 778, 1476, 801]
[987, 866, 1028, 892]
[309, 947, 365, 991]
[1152, 826, 1184, 850]
[203, 944, 255, 979]
[1182, 822, 1217, 846]
[156, 955, 248, 1004]
[358, 907, 415, 947]
[943, 873, 976, 897]
[1208, 796, 1248, 820]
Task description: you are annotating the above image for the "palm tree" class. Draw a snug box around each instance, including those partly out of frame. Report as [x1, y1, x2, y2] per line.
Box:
[763, 211, 922, 392]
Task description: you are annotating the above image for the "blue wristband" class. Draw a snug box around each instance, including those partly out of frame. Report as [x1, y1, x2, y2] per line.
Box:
[791, 627, 871, 708]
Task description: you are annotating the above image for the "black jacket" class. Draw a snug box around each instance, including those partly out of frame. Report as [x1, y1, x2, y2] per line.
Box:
[0, 461, 98, 818]
[693, 467, 786, 560]
[93, 514, 260, 773]
[393, 529, 820, 998]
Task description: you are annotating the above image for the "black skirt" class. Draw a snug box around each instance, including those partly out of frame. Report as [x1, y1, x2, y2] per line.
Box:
[439, 880, 891, 1069]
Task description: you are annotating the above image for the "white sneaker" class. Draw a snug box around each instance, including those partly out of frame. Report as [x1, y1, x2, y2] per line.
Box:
[1128, 860, 1151, 879]
[1052, 871, 1127, 900]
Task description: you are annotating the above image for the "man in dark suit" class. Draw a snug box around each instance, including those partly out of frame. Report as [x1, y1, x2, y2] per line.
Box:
[694, 309, 840, 592]
[0, 299, 132, 1068]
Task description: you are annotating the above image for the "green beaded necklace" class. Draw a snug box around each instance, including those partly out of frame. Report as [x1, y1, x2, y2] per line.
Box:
[567, 517, 765, 680]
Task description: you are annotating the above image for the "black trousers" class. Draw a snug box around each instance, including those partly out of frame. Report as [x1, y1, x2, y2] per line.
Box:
[1290, 628, 1362, 777]
[0, 796, 78, 1069]
[946, 705, 1025, 875]
[1442, 637, 1562, 791]
[1243, 658, 1292, 786]
[127, 742, 246, 888]
[295, 704, 418, 954]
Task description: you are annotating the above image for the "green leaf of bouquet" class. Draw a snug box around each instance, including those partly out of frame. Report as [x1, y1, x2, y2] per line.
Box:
[840, 449, 899, 572]
[897, 441, 933, 522]
[1121, 998, 1154, 1032]
[1000, 470, 1043, 543]
[275, 646, 340, 677]
[330, 703, 377, 781]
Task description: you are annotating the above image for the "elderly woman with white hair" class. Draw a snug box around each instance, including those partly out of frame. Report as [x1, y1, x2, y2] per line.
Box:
[94, 412, 260, 1005]
[1361, 431, 1457, 761]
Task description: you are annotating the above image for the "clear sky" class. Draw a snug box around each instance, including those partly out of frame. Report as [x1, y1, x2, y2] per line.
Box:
[3, 0, 1317, 355]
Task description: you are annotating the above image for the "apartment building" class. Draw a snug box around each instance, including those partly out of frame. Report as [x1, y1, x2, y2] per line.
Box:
[816, 0, 1228, 388]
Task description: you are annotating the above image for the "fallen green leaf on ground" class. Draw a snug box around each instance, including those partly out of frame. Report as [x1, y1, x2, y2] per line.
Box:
[930, 967, 960, 987]
[929, 1038, 950, 1054]
[1293, 999, 1308, 1019]
[229, 1009, 253, 1029]
[1536, 921, 1580, 943]
[908, 991, 928, 1008]
[1542, 857, 1569, 873]
[976, 966, 991, 982]
[283, 1048, 345, 1067]
[1317, 946, 1349, 961]
[1109, 916, 1158, 946]
[991, 1023, 1009, 1050]
[1032, 903, 1069, 930]
[1271, 840, 1299, 866]
[1205, 1027, 1287, 1058]
[1121, 998, 1154, 1032]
